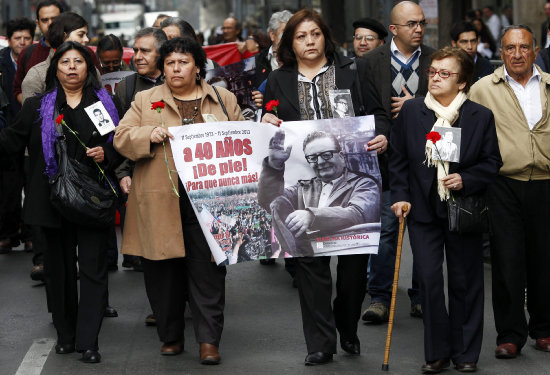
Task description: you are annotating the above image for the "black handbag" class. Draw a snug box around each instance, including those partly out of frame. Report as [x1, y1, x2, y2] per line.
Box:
[48, 124, 116, 228]
[447, 194, 489, 234]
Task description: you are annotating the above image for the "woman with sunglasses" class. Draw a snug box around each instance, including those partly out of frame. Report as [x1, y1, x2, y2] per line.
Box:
[389, 46, 502, 373]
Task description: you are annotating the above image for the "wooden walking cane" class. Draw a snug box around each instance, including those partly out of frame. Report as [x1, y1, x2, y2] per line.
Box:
[381, 205, 408, 371]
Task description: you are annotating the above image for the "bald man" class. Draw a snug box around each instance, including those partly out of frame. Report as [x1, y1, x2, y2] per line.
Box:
[357, 0, 434, 324]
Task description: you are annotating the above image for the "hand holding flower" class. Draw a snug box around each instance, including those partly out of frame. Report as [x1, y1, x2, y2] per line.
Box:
[86, 146, 105, 163]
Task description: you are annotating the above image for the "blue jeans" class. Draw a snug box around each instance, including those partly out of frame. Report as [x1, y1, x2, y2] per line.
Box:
[368, 191, 420, 306]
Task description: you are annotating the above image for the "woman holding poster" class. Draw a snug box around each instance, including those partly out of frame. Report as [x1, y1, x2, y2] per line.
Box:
[260, 8, 381, 366]
[114, 37, 243, 365]
[389, 47, 501, 373]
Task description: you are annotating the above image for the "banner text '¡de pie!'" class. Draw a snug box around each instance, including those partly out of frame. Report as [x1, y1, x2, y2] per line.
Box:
[183, 137, 258, 192]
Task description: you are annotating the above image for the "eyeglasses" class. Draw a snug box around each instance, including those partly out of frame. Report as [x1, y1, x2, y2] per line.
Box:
[305, 150, 339, 164]
[425, 68, 459, 79]
[353, 35, 378, 42]
[393, 20, 427, 29]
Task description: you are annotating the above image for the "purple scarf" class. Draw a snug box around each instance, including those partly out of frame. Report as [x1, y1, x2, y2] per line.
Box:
[40, 86, 120, 178]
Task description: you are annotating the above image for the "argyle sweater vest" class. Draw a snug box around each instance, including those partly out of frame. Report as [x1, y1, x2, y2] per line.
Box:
[390, 51, 420, 97]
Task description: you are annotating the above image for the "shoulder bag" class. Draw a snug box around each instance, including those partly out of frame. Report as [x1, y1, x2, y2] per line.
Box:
[48, 115, 117, 228]
[447, 193, 489, 234]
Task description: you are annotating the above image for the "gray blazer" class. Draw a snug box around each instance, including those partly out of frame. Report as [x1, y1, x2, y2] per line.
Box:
[358, 43, 435, 117]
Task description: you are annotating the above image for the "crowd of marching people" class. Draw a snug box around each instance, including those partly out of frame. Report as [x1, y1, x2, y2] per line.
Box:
[1, 0, 550, 372]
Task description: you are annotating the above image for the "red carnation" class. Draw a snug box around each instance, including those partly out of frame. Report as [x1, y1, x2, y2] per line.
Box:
[265, 99, 279, 113]
[426, 131, 441, 144]
[55, 114, 64, 125]
[151, 101, 165, 112]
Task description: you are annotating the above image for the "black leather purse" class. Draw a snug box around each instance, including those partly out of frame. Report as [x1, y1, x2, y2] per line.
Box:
[447, 194, 489, 234]
[48, 122, 116, 228]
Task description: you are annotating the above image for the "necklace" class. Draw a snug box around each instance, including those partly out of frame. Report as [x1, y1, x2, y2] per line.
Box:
[176, 86, 200, 125]
[181, 99, 200, 124]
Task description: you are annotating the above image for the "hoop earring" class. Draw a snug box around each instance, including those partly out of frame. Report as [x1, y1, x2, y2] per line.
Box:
[196, 73, 201, 82]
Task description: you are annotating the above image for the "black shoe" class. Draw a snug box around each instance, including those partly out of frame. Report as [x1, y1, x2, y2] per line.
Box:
[455, 362, 477, 372]
[260, 258, 276, 265]
[80, 350, 101, 363]
[132, 259, 143, 272]
[104, 306, 118, 318]
[145, 313, 156, 326]
[24, 241, 33, 252]
[305, 352, 333, 366]
[340, 337, 360, 355]
[122, 259, 133, 268]
[421, 358, 450, 373]
[55, 343, 75, 354]
[107, 263, 118, 271]
[410, 303, 423, 318]
[0, 238, 12, 254]
[30, 264, 44, 281]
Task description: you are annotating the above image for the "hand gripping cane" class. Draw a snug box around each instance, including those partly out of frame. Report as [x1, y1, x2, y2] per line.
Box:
[381, 205, 408, 371]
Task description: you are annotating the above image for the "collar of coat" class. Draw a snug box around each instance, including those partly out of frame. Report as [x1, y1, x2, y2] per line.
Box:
[491, 64, 550, 86]
[147, 79, 224, 115]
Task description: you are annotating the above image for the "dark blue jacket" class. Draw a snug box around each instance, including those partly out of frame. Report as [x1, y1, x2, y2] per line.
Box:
[389, 98, 502, 223]
[0, 47, 20, 123]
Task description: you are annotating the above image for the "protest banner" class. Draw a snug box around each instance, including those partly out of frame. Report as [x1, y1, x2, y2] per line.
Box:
[169, 116, 381, 265]
[205, 57, 257, 120]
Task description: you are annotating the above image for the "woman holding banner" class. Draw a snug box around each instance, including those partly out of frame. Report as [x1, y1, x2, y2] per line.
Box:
[389, 47, 501, 373]
[261, 8, 385, 366]
[114, 37, 243, 365]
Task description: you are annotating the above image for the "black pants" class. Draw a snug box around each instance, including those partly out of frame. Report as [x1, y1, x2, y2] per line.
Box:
[43, 222, 109, 351]
[295, 253, 369, 354]
[408, 217, 484, 363]
[488, 176, 550, 348]
[141, 222, 227, 346]
[0, 155, 23, 241]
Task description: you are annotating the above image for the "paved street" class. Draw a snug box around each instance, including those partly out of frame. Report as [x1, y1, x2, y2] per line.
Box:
[1, 230, 548, 375]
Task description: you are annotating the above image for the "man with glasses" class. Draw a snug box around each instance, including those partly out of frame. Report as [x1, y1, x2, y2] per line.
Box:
[259, 130, 378, 248]
[357, 0, 434, 324]
[351, 17, 387, 58]
[258, 129, 379, 362]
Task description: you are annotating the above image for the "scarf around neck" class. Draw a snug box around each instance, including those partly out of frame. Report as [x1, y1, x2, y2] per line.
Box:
[40, 86, 120, 178]
[424, 91, 467, 201]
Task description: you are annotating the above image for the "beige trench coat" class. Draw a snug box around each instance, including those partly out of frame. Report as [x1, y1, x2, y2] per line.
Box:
[114, 80, 244, 260]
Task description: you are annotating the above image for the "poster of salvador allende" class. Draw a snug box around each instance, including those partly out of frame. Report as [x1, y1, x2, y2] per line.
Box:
[170, 116, 381, 266]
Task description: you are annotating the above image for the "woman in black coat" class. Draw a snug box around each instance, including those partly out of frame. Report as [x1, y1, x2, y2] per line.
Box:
[390, 47, 502, 373]
[0, 42, 122, 363]
[261, 8, 386, 366]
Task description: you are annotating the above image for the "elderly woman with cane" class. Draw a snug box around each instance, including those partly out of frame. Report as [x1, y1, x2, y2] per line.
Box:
[389, 47, 501, 373]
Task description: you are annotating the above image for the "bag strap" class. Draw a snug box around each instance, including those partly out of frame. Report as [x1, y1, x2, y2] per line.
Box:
[23, 44, 36, 72]
[124, 73, 138, 114]
[212, 85, 229, 120]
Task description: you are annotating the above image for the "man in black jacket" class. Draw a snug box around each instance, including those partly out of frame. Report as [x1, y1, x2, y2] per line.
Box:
[451, 21, 494, 82]
[0, 18, 35, 254]
[357, 0, 433, 323]
[253, 10, 293, 90]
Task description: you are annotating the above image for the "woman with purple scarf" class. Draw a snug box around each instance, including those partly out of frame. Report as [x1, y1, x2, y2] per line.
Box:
[0, 41, 122, 364]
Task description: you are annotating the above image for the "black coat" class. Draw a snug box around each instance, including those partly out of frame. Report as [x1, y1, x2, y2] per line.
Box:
[389, 98, 502, 223]
[0, 47, 19, 123]
[0, 86, 122, 228]
[474, 53, 494, 83]
[262, 53, 389, 136]
[253, 47, 272, 89]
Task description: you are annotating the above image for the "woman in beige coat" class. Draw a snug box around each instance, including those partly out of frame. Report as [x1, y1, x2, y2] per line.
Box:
[114, 37, 244, 365]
